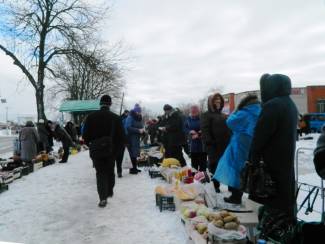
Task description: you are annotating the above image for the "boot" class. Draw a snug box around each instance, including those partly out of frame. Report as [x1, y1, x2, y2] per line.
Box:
[224, 195, 241, 204]
[129, 168, 138, 174]
[98, 199, 107, 208]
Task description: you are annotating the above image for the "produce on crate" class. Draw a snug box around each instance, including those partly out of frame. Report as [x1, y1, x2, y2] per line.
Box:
[161, 158, 180, 168]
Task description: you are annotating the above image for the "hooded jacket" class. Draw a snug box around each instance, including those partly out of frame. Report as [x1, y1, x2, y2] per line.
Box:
[249, 74, 298, 214]
[214, 102, 261, 188]
[200, 93, 231, 152]
[164, 109, 186, 147]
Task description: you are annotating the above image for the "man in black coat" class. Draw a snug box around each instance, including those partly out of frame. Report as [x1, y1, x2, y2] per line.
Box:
[49, 122, 74, 163]
[201, 93, 231, 193]
[250, 74, 298, 239]
[83, 95, 125, 207]
[160, 104, 187, 167]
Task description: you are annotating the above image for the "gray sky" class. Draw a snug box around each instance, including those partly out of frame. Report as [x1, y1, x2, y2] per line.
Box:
[1, 0, 325, 121]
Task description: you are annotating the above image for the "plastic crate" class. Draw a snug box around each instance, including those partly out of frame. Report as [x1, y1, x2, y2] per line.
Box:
[0, 183, 9, 194]
[149, 169, 162, 178]
[21, 166, 30, 176]
[157, 194, 175, 212]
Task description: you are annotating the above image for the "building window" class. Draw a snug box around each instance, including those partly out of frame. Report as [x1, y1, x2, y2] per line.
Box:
[317, 100, 325, 113]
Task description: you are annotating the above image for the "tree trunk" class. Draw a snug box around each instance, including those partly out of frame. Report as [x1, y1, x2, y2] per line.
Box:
[36, 88, 47, 121]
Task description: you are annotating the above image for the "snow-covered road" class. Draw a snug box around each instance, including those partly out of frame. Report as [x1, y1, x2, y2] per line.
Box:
[0, 152, 187, 244]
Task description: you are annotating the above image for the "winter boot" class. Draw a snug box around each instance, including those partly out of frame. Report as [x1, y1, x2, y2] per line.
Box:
[129, 168, 138, 174]
[224, 195, 241, 204]
[98, 199, 107, 208]
[117, 172, 122, 178]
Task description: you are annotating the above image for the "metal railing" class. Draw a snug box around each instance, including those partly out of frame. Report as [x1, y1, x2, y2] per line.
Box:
[295, 147, 325, 222]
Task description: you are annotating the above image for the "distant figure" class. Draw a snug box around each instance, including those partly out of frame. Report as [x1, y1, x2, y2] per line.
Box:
[161, 104, 187, 167]
[49, 122, 74, 163]
[19, 121, 40, 163]
[65, 121, 78, 144]
[185, 105, 207, 171]
[250, 74, 298, 242]
[83, 95, 125, 207]
[124, 104, 145, 174]
[201, 93, 231, 193]
[214, 94, 261, 204]
[115, 110, 129, 178]
[36, 119, 51, 152]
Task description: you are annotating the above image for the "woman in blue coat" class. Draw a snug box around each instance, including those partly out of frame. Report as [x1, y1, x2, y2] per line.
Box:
[124, 104, 144, 174]
[214, 94, 261, 204]
[185, 105, 207, 171]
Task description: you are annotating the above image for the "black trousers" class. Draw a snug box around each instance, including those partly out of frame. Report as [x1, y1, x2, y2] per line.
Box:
[115, 146, 125, 174]
[62, 144, 70, 162]
[165, 145, 186, 167]
[191, 152, 207, 171]
[93, 159, 115, 201]
[208, 150, 221, 189]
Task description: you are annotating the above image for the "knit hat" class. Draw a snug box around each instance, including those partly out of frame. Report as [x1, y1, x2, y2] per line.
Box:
[100, 95, 112, 106]
[163, 104, 173, 111]
[133, 103, 141, 113]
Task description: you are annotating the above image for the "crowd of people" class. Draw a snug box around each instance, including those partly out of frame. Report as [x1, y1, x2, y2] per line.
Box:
[12, 72, 325, 242]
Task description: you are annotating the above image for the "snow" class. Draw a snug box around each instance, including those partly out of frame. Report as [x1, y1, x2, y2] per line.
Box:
[0, 133, 324, 243]
[0, 151, 187, 244]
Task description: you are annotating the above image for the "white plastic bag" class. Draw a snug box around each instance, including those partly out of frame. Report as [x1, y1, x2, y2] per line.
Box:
[208, 222, 246, 241]
[122, 150, 132, 169]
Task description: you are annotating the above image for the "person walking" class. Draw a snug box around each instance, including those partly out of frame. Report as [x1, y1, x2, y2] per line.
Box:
[214, 94, 261, 204]
[185, 105, 207, 171]
[124, 104, 144, 174]
[19, 121, 40, 163]
[160, 104, 187, 167]
[115, 110, 129, 178]
[249, 74, 298, 242]
[83, 95, 125, 207]
[201, 93, 231, 193]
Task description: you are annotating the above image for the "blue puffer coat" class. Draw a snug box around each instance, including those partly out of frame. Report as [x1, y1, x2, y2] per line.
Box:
[213, 103, 261, 188]
[124, 111, 144, 158]
[185, 116, 204, 153]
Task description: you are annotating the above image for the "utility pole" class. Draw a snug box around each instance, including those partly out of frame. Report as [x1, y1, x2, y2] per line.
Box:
[5, 106, 8, 123]
[119, 92, 125, 116]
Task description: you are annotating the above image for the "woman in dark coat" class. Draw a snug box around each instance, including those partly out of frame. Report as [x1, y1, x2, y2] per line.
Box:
[201, 93, 231, 192]
[19, 121, 40, 163]
[124, 104, 144, 174]
[185, 105, 207, 171]
[250, 74, 298, 241]
[214, 94, 261, 204]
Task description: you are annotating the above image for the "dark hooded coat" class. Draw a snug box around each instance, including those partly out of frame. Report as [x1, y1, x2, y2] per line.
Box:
[164, 109, 186, 147]
[249, 74, 298, 215]
[200, 93, 231, 154]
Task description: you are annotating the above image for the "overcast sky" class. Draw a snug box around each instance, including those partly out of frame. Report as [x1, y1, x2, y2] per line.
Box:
[1, 0, 325, 121]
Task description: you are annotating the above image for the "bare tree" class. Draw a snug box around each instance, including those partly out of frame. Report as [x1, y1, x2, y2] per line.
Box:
[50, 44, 124, 101]
[0, 0, 107, 120]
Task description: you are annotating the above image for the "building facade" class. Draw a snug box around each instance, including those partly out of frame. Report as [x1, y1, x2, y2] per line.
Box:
[223, 85, 325, 115]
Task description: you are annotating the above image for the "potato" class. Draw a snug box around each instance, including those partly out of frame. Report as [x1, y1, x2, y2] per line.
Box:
[213, 219, 224, 228]
[223, 215, 237, 223]
[208, 212, 221, 221]
[196, 223, 207, 234]
[220, 210, 230, 218]
[224, 222, 239, 230]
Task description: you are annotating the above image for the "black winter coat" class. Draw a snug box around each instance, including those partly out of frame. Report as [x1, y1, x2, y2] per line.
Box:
[250, 74, 298, 215]
[53, 125, 74, 147]
[314, 131, 325, 179]
[83, 107, 125, 159]
[201, 93, 231, 154]
[164, 110, 186, 147]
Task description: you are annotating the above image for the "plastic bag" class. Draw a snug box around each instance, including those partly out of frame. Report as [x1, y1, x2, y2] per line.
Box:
[122, 150, 132, 169]
[208, 222, 246, 241]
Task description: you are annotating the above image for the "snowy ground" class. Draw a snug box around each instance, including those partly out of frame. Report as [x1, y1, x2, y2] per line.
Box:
[0, 134, 324, 243]
[0, 151, 187, 244]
